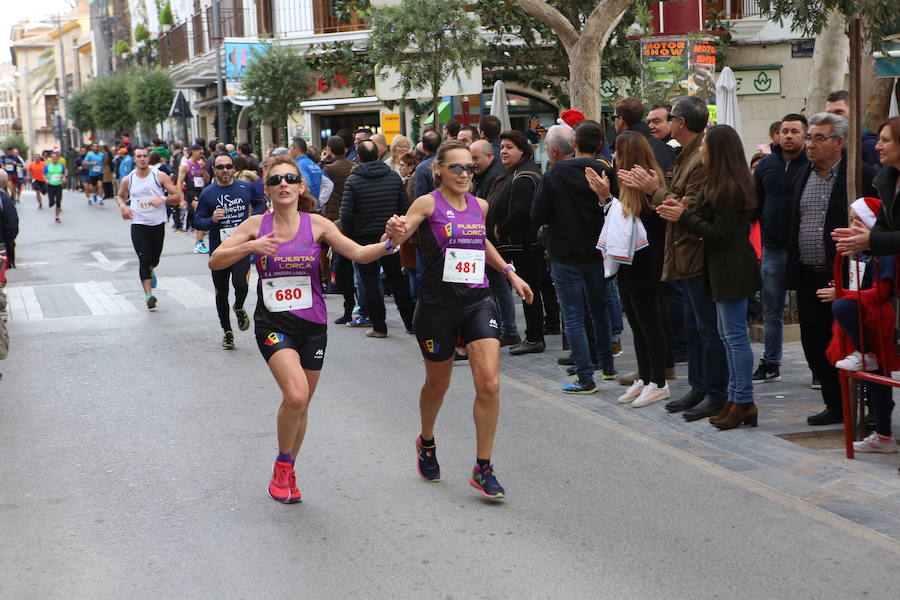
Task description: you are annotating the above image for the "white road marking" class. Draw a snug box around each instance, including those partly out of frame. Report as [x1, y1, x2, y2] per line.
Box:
[73, 281, 139, 315]
[4, 286, 44, 321]
[155, 277, 215, 309]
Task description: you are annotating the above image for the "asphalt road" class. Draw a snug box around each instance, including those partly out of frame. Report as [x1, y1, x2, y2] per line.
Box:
[2, 189, 899, 599]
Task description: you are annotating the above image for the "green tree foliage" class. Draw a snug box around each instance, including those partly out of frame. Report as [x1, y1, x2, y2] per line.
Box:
[128, 68, 174, 126]
[135, 23, 150, 43]
[90, 73, 135, 131]
[369, 0, 481, 129]
[758, 0, 895, 49]
[241, 43, 313, 143]
[307, 41, 374, 99]
[67, 87, 96, 132]
[1, 133, 29, 159]
[159, 1, 175, 26]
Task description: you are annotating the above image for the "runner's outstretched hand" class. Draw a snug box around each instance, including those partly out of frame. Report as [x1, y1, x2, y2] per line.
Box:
[119, 205, 133, 220]
[510, 274, 534, 305]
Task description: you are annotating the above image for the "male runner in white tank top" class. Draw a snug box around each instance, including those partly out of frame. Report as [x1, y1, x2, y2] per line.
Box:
[116, 147, 182, 309]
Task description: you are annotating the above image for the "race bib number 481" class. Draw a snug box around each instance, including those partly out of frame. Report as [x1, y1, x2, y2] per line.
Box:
[442, 248, 485, 284]
[262, 276, 313, 312]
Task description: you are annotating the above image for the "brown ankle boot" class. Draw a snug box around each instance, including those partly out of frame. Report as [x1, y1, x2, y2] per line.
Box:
[708, 401, 735, 426]
[714, 402, 758, 430]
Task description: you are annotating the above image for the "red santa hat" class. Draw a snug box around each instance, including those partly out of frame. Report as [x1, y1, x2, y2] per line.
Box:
[557, 109, 586, 130]
[849, 197, 881, 230]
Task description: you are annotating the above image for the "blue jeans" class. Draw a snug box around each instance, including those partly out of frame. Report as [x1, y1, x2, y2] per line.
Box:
[487, 266, 519, 336]
[606, 279, 623, 343]
[760, 245, 788, 365]
[682, 276, 728, 401]
[716, 298, 754, 404]
[551, 261, 613, 383]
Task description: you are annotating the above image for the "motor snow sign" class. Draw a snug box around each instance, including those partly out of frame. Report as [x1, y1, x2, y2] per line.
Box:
[733, 66, 782, 95]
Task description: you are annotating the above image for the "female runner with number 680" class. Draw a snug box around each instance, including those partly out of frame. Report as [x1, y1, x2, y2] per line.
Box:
[209, 154, 405, 504]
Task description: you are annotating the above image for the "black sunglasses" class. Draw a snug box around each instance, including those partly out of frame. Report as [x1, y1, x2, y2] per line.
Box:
[265, 173, 302, 186]
[214, 163, 234, 170]
[442, 162, 477, 176]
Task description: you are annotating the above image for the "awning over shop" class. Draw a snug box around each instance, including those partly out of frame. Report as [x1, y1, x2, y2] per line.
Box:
[423, 101, 452, 124]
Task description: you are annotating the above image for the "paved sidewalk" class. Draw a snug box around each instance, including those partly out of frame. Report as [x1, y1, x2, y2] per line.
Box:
[381, 299, 900, 541]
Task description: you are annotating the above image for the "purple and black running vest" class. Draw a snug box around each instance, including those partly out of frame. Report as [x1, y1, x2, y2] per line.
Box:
[254, 211, 327, 324]
[417, 190, 490, 305]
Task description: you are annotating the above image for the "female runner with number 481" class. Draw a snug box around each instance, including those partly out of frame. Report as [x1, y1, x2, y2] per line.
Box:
[386, 140, 534, 500]
[209, 154, 404, 504]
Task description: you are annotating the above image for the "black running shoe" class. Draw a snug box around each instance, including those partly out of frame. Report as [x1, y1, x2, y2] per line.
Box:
[222, 331, 235, 349]
[752, 359, 781, 384]
[234, 307, 251, 331]
[416, 435, 440, 482]
[469, 464, 505, 499]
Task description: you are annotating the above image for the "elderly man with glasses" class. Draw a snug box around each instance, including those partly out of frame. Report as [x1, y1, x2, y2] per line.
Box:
[785, 112, 877, 426]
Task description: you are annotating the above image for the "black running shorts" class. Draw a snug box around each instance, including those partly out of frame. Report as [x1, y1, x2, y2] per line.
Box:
[255, 315, 327, 370]
[89, 174, 102, 185]
[413, 297, 500, 362]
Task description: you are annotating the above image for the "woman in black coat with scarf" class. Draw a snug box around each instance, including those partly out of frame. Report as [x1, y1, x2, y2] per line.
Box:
[487, 130, 545, 354]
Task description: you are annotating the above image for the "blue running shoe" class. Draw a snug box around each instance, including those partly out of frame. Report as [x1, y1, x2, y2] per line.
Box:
[145, 294, 157, 310]
[346, 315, 372, 328]
[562, 379, 597, 394]
[469, 464, 505, 499]
[416, 435, 440, 482]
[150, 269, 157, 289]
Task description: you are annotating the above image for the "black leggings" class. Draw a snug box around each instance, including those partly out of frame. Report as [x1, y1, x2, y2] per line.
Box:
[621, 287, 667, 387]
[47, 185, 62, 208]
[212, 256, 251, 331]
[506, 249, 545, 344]
[131, 223, 165, 282]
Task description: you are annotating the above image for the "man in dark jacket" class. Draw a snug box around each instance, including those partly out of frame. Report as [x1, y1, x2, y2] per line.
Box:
[531, 120, 618, 394]
[0, 173, 18, 268]
[751, 113, 810, 384]
[614, 97, 675, 176]
[412, 131, 441, 198]
[340, 139, 415, 337]
[471, 140, 504, 200]
[322, 136, 354, 222]
[322, 135, 358, 324]
[785, 112, 876, 426]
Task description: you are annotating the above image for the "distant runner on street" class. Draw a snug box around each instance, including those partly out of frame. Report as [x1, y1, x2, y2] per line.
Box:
[116, 147, 182, 309]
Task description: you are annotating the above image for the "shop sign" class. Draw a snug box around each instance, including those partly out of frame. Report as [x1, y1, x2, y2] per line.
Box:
[382, 113, 401, 144]
[791, 40, 815, 58]
[641, 37, 717, 93]
[734, 69, 781, 95]
[225, 42, 267, 79]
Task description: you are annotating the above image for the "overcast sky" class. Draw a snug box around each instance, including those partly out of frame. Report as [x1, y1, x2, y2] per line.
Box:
[0, 0, 78, 63]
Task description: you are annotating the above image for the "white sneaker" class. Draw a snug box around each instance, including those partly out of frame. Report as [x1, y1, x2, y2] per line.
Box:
[632, 384, 671, 408]
[617, 380, 644, 404]
[835, 351, 880, 372]
[853, 433, 898, 454]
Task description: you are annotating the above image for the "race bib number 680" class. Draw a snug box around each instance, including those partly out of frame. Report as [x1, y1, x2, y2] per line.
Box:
[262, 276, 313, 312]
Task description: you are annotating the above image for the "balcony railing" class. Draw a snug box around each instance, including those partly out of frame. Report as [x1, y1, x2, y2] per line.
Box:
[312, 0, 367, 34]
[159, 22, 189, 67]
[705, 0, 761, 21]
[157, 0, 368, 69]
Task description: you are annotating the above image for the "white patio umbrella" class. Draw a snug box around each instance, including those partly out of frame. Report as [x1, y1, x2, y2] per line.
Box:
[490, 80, 512, 132]
[715, 66, 742, 138]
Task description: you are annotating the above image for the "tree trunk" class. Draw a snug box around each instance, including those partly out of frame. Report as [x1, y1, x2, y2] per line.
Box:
[569, 40, 602, 121]
[433, 91, 441, 134]
[517, 0, 629, 121]
[806, 11, 849, 114]
[864, 78, 895, 130]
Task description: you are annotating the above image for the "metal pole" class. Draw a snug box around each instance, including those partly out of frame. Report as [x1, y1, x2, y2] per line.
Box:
[55, 14, 70, 156]
[212, 0, 228, 142]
